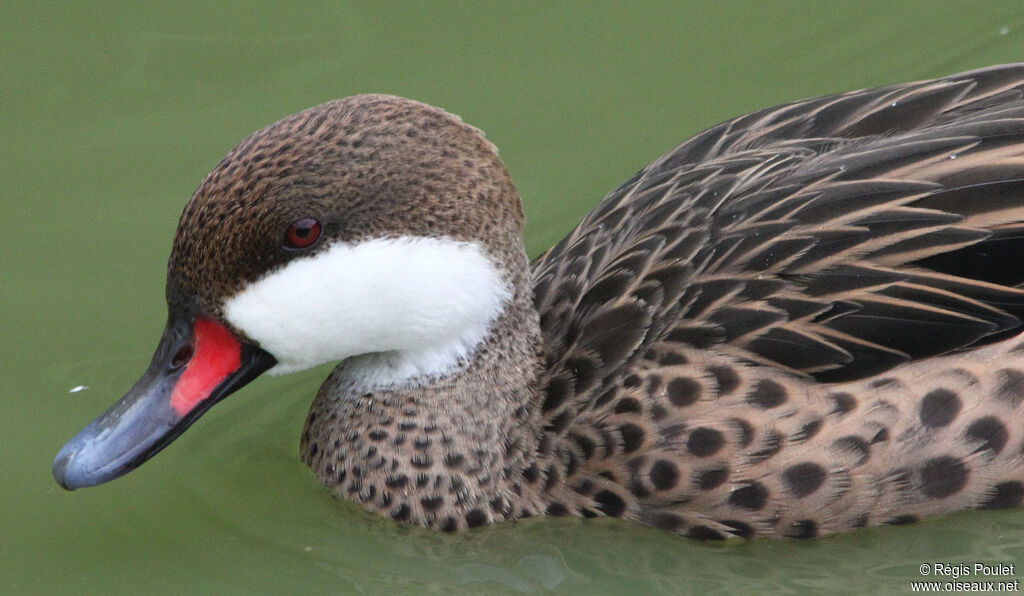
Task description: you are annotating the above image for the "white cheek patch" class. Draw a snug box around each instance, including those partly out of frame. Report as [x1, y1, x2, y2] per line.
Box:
[222, 236, 511, 383]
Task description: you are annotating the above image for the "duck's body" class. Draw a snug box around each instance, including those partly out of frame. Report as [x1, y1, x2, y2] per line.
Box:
[55, 64, 1024, 539]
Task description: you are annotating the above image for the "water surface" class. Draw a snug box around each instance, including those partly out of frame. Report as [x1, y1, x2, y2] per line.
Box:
[5, 2, 1024, 593]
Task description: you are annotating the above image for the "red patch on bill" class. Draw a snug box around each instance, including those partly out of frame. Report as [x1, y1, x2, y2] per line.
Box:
[170, 319, 241, 415]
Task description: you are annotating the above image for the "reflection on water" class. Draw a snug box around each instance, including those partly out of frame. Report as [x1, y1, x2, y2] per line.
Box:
[7, 1, 1024, 593]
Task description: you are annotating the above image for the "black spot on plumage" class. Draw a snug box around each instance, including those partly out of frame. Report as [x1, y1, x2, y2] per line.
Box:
[729, 482, 768, 511]
[919, 389, 961, 428]
[614, 397, 642, 414]
[687, 427, 725, 457]
[783, 462, 828, 498]
[385, 474, 408, 489]
[649, 459, 680, 490]
[829, 392, 857, 416]
[980, 481, 1024, 509]
[522, 463, 539, 484]
[708, 365, 740, 395]
[572, 433, 596, 459]
[747, 379, 787, 409]
[391, 504, 411, 522]
[659, 352, 688, 365]
[465, 509, 487, 528]
[687, 525, 726, 541]
[886, 515, 919, 525]
[443, 453, 465, 468]
[410, 454, 433, 468]
[919, 456, 968, 498]
[696, 468, 729, 490]
[965, 416, 1008, 454]
[619, 423, 645, 453]
[667, 377, 701, 407]
[546, 502, 569, 516]
[440, 517, 458, 532]
[647, 511, 686, 532]
[996, 369, 1024, 407]
[549, 410, 573, 433]
[368, 429, 387, 441]
[594, 490, 627, 517]
[542, 375, 572, 412]
[788, 520, 818, 539]
[420, 495, 444, 512]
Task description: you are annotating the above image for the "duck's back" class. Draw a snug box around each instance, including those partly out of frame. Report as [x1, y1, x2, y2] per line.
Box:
[528, 63, 1024, 538]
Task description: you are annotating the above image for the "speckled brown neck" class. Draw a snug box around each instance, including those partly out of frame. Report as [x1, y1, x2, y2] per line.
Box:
[299, 251, 551, 530]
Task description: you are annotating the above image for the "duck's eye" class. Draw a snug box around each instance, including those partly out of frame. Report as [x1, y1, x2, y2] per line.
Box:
[284, 218, 322, 249]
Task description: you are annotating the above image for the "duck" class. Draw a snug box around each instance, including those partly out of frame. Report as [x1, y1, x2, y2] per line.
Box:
[53, 63, 1024, 540]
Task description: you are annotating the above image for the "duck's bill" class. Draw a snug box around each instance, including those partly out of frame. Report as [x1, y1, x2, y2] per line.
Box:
[52, 311, 276, 490]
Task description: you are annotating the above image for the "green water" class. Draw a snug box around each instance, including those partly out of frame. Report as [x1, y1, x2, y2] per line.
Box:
[6, 2, 1024, 593]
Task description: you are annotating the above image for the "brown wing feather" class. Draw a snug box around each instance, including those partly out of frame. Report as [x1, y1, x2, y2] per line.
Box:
[533, 63, 1024, 431]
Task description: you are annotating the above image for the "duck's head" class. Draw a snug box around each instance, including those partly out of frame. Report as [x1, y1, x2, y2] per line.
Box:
[53, 95, 525, 490]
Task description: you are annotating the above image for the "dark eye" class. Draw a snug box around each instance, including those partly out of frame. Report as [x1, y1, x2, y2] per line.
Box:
[285, 217, 322, 249]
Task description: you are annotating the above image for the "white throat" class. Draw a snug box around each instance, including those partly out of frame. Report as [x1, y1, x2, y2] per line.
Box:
[223, 236, 511, 386]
